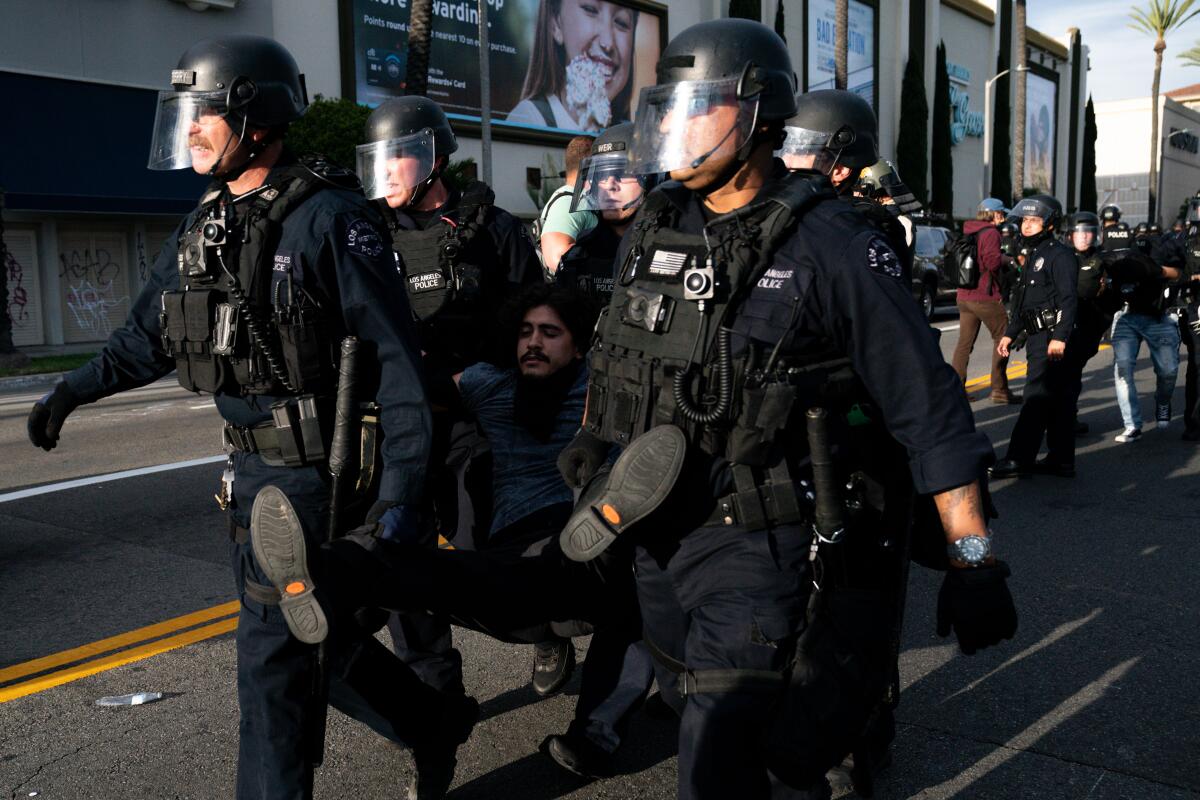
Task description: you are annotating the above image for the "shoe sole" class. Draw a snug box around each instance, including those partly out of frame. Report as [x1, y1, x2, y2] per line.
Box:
[560, 425, 687, 563]
[250, 485, 328, 645]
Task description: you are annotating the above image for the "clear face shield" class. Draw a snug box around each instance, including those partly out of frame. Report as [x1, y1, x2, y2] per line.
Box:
[147, 90, 237, 171]
[570, 152, 645, 216]
[778, 126, 839, 173]
[629, 79, 759, 176]
[355, 130, 437, 202]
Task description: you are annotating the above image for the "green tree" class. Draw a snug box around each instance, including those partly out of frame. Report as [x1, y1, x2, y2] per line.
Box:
[931, 42, 954, 216]
[728, 0, 761, 20]
[1081, 96, 1099, 212]
[287, 95, 373, 170]
[405, 0, 434, 96]
[990, 57, 1013, 202]
[1129, 0, 1200, 223]
[897, 55, 929, 205]
[1179, 39, 1200, 67]
[773, 0, 786, 41]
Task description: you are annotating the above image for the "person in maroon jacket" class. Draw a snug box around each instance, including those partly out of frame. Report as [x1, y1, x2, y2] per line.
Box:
[951, 198, 1021, 403]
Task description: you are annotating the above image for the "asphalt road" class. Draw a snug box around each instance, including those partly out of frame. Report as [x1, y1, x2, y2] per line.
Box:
[1, 308, 1198, 799]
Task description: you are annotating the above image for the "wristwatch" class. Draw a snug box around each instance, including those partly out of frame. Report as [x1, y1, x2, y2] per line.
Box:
[947, 533, 992, 567]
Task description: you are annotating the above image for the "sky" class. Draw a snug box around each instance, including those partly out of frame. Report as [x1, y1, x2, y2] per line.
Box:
[1028, 0, 1200, 102]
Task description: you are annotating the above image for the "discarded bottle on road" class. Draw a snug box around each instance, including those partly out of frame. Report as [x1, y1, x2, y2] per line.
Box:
[96, 692, 163, 706]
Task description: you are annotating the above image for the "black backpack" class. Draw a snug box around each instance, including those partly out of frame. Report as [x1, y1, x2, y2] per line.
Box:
[946, 230, 981, 289]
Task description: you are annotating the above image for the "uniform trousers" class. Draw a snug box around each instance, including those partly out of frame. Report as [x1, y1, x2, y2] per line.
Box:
[228, 453, 452, 800]
[1062, 302, 1112, 421]
[1004, 331, 1075, 466]
[1179, 307, 1200, 433]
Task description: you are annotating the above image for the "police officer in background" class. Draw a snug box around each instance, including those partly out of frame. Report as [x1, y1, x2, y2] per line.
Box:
[855, 157, 923, 255]
[1100, 203, 1132, 251]
[357, 96, 544, 695]
[555, 122, 649, 305]
[779, 91, 916, 281]
[1062, 212, 1112, 434]
[554, 19, 1015, 799]
[1151, 196, 1200, 440]
[26, 36, 474, 799]
[992, 196, 1079, 478]
[1133, 221, 1153, 255]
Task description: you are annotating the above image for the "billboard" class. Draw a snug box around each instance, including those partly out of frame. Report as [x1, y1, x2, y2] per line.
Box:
[806, 0, 876, 108]
[344, 0, 664, 136]
[1025, 70, 1057, 194]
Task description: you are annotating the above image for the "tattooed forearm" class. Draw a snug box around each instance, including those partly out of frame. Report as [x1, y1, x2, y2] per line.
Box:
[933, 481, 988, 539]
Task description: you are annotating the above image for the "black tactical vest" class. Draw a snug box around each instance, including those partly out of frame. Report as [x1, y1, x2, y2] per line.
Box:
[1102, 223, 1132, 252]
[389, 181, 493, 322]
[160, 156, 354, 397]
[1075, 248, 1104, 300]
[583, 174, 849, 468]
[555, 222, 621, 304]
[1186, 228, 1200, 278]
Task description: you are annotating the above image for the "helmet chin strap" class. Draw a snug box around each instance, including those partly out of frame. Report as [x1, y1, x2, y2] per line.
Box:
[405, 157, 449, 210]
[208, 114, 276, 185]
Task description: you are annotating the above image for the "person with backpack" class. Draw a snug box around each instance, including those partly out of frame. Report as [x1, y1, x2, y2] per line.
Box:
[951, 198, 1020, 403]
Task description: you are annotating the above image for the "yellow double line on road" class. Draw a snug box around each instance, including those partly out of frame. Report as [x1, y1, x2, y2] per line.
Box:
[0, 602, 240, 703]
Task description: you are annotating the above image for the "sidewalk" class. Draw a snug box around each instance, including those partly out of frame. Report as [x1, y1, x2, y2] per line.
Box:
[0, 344, 102, 392]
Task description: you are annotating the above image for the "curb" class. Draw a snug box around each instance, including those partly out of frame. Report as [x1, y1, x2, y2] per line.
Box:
[0, 372, 65, 393]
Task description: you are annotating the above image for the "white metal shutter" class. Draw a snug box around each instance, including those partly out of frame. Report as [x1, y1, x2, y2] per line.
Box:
[58, 229, 133, 344]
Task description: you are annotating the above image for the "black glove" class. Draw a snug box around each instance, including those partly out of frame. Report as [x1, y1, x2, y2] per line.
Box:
[350, 500, 428, 545]
[557, 429, 609, 488]
[936, 560, 1018, 655]
[28, 381, 80, 452]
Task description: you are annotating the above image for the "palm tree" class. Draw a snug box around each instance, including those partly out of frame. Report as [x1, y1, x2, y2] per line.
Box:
[1130, 0, 1200, 223]
[405, 0, 434, 97]
[1178, 39, 1200, 68]
[1013, 0, 1027, 202]
[835, 0, 849, 90]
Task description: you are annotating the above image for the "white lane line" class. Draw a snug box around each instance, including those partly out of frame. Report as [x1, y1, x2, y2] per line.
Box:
[0, 456, 226, 504]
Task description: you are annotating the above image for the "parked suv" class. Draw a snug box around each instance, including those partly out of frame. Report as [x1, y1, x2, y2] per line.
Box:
[911, 224, 957, 318]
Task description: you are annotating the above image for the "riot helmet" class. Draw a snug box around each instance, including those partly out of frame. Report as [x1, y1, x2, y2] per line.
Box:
[1134, 221, 1150, 237]
[978, 198, 1009, 217]
[1149, 223, 1162, 235]
[1013, 195, 1063, 233]
[357, 96, 459, 207]
[1069, 211, 1100, 251]
[628, 19, 797, 179]
[780, 90, 879, 176]
[1100, 204, 1122, 225]
[570, 123, 646, 223]
[999, 220, 1019, 239]
[856, 158, 921, 214]
[148, 35, 308, 174]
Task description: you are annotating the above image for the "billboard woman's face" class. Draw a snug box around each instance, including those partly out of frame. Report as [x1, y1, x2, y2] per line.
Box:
[553, 0, 635, 102]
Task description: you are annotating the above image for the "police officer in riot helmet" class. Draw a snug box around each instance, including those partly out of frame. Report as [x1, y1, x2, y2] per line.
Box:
[357, 95, 545, 698]
[549, 18, 1014, 799]
[1151, 194, 1200, 440]
[1133, 221, 1153, 254]
[779, 90, 916, 283]
[1100, 203, 1133, 251]
[1062, 212, 1113, 435]
[358, 96, 542, 374]
[993, 196, 1080, 478]
[555, 122, 650, 305]
[27, 35, 475, 799]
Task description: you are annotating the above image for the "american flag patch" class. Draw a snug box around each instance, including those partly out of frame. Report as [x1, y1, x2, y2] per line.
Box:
[649, 250, 689, 276]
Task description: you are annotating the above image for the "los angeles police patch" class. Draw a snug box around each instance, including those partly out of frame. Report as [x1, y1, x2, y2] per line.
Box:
[346, 218, 384, 258]
[865, 236, 902, 279]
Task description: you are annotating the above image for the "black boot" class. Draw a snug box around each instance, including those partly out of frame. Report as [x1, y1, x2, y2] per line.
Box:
[407, 694, 480, 800]
[531, 638, 576, 696]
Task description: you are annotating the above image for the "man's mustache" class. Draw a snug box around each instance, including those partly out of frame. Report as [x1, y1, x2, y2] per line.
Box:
[520, 350, 549, 363]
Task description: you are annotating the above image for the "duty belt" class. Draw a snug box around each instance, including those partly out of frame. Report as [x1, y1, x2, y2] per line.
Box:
[222, 395, 330, 467]
[1020, 307, 1061, 335]
[704, 463, 810, 531]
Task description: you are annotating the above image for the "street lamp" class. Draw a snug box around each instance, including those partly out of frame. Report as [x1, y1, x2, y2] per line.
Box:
[1155, 127, 1191, 226]
[983, 66, 1028, 197]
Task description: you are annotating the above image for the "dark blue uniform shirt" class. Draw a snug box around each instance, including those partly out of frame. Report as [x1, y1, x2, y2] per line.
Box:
[642, 174, 993, 495]
[63, 161, 431, 506]
[1004, 237, 1079, 341]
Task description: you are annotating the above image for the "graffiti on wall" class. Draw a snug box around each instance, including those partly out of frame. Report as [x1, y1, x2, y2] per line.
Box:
[59, 248, 129, 338]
